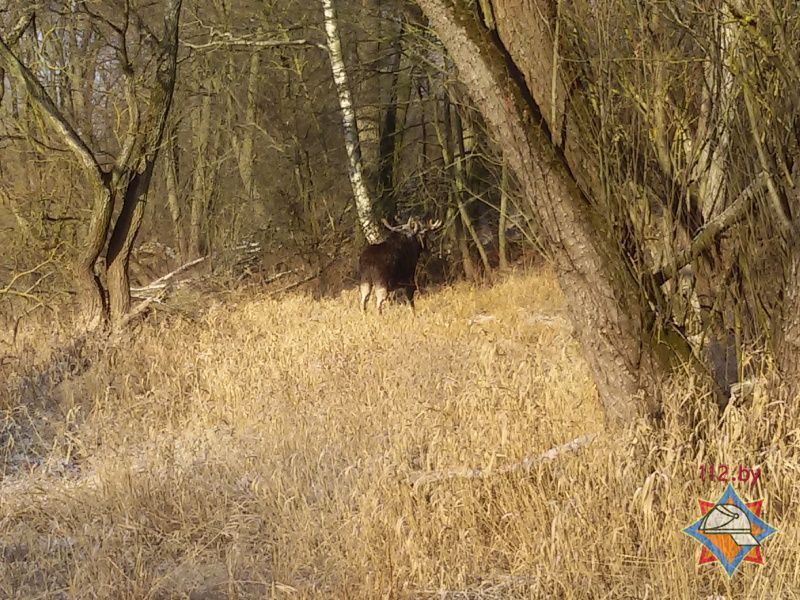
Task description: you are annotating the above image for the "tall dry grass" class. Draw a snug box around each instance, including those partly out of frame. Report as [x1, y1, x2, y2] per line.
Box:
[1, 270, 798, 598]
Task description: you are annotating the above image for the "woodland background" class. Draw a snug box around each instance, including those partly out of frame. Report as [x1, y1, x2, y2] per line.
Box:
[2, 0, 800, 597]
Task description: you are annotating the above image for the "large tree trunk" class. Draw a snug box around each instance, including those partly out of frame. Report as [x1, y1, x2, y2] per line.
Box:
[322, 0, 382, 244]
[415, 0, 693, 424]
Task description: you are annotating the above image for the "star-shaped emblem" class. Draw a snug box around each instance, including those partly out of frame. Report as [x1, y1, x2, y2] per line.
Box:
[683, 483, 777, 576]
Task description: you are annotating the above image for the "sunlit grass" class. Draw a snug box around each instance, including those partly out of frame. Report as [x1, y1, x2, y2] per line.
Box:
[0, 269, 796, 598]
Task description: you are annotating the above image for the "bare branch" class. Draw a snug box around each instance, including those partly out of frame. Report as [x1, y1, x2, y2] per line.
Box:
[0, 248, 59, 304]
[182, 36, 324, 51]
[130, 256, 206, 296]
[653, 172, 770, 284]
[8, 10, 35, 43]
[114, 292, 166, 330]
[409, 433, 599, 488]
[0, 35, 103, 184]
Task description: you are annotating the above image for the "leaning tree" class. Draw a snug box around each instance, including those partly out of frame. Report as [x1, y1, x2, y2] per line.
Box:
[411, 0, 800, 424]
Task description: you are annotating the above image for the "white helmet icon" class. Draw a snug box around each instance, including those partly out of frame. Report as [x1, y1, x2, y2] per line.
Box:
[700, 504, 759, 546]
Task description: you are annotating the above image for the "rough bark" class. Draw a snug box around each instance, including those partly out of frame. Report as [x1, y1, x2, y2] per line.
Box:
[415, 0, 690, 423]
[106, 0, 183, 325]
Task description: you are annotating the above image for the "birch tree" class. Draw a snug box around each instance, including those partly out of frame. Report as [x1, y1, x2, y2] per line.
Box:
[321, 0, 383, 244]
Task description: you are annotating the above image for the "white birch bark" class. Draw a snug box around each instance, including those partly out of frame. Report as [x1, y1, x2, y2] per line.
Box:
[321, 0, 383, 244]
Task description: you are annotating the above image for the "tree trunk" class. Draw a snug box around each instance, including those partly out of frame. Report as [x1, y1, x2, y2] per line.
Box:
[322, 0, 382, 243]
[165, 129, 185, 259]
[1, 0, 182, 329]
[107, 0, 183, 325]
[76, 184, 114, 329]
[453, 105, 491, 276]
[498, 157, 509, 270]
[415, 0, 693, 424]
[376, 26, 403, 218]
[354, 0, 382, 174]
[107, 173, 150, 323]
[189, 92, 213, 258]
[235, 52, 259, 200]
[777, 245, 800, 400]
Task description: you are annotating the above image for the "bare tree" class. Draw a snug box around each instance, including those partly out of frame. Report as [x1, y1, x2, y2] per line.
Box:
[413, 0, 702, 423]
[0, 1, 184, 328]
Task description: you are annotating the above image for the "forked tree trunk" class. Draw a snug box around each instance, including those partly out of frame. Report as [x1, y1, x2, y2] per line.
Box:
[0, 0, 183, 329]
[106, 2, 182, 326]
[415, 0, 693, 423]
[322, 0, 382, 244]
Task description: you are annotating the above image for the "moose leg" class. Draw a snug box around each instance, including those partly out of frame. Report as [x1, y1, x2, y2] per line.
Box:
[375, 285, 389, 314]
[405, 286, 416, 314]
[359, 281, 372, 313]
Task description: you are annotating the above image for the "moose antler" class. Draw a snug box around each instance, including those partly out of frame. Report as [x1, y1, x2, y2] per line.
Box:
[425, 219, 443, 231]
[381, 218, 408, 233]
[382, 216, 441, 235]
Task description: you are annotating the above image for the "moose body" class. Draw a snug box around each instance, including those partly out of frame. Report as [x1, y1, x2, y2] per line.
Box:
[358, 217, 442, 313]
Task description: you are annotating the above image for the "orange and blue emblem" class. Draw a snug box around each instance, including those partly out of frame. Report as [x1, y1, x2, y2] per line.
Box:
[683, 483, 777, 576]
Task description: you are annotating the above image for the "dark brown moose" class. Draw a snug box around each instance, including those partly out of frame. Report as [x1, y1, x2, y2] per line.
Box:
[358, 217, 443, 314]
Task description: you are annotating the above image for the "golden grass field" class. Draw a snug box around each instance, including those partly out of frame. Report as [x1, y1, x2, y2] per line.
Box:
[1, 270, 799, 598]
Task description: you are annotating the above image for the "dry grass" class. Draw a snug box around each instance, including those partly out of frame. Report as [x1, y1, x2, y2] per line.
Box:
[1, 270, 799, 598]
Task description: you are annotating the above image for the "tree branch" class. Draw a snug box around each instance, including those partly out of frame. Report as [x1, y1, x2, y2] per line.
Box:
[0, 34, 103, 185]
[409, 433, 599, 488]
[653, 172, 769, 284]
[130, 256, 206, 297]
[182, 36, 324, 51]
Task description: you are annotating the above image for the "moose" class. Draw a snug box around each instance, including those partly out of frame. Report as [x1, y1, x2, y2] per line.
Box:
[358, 216, 443, 314]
